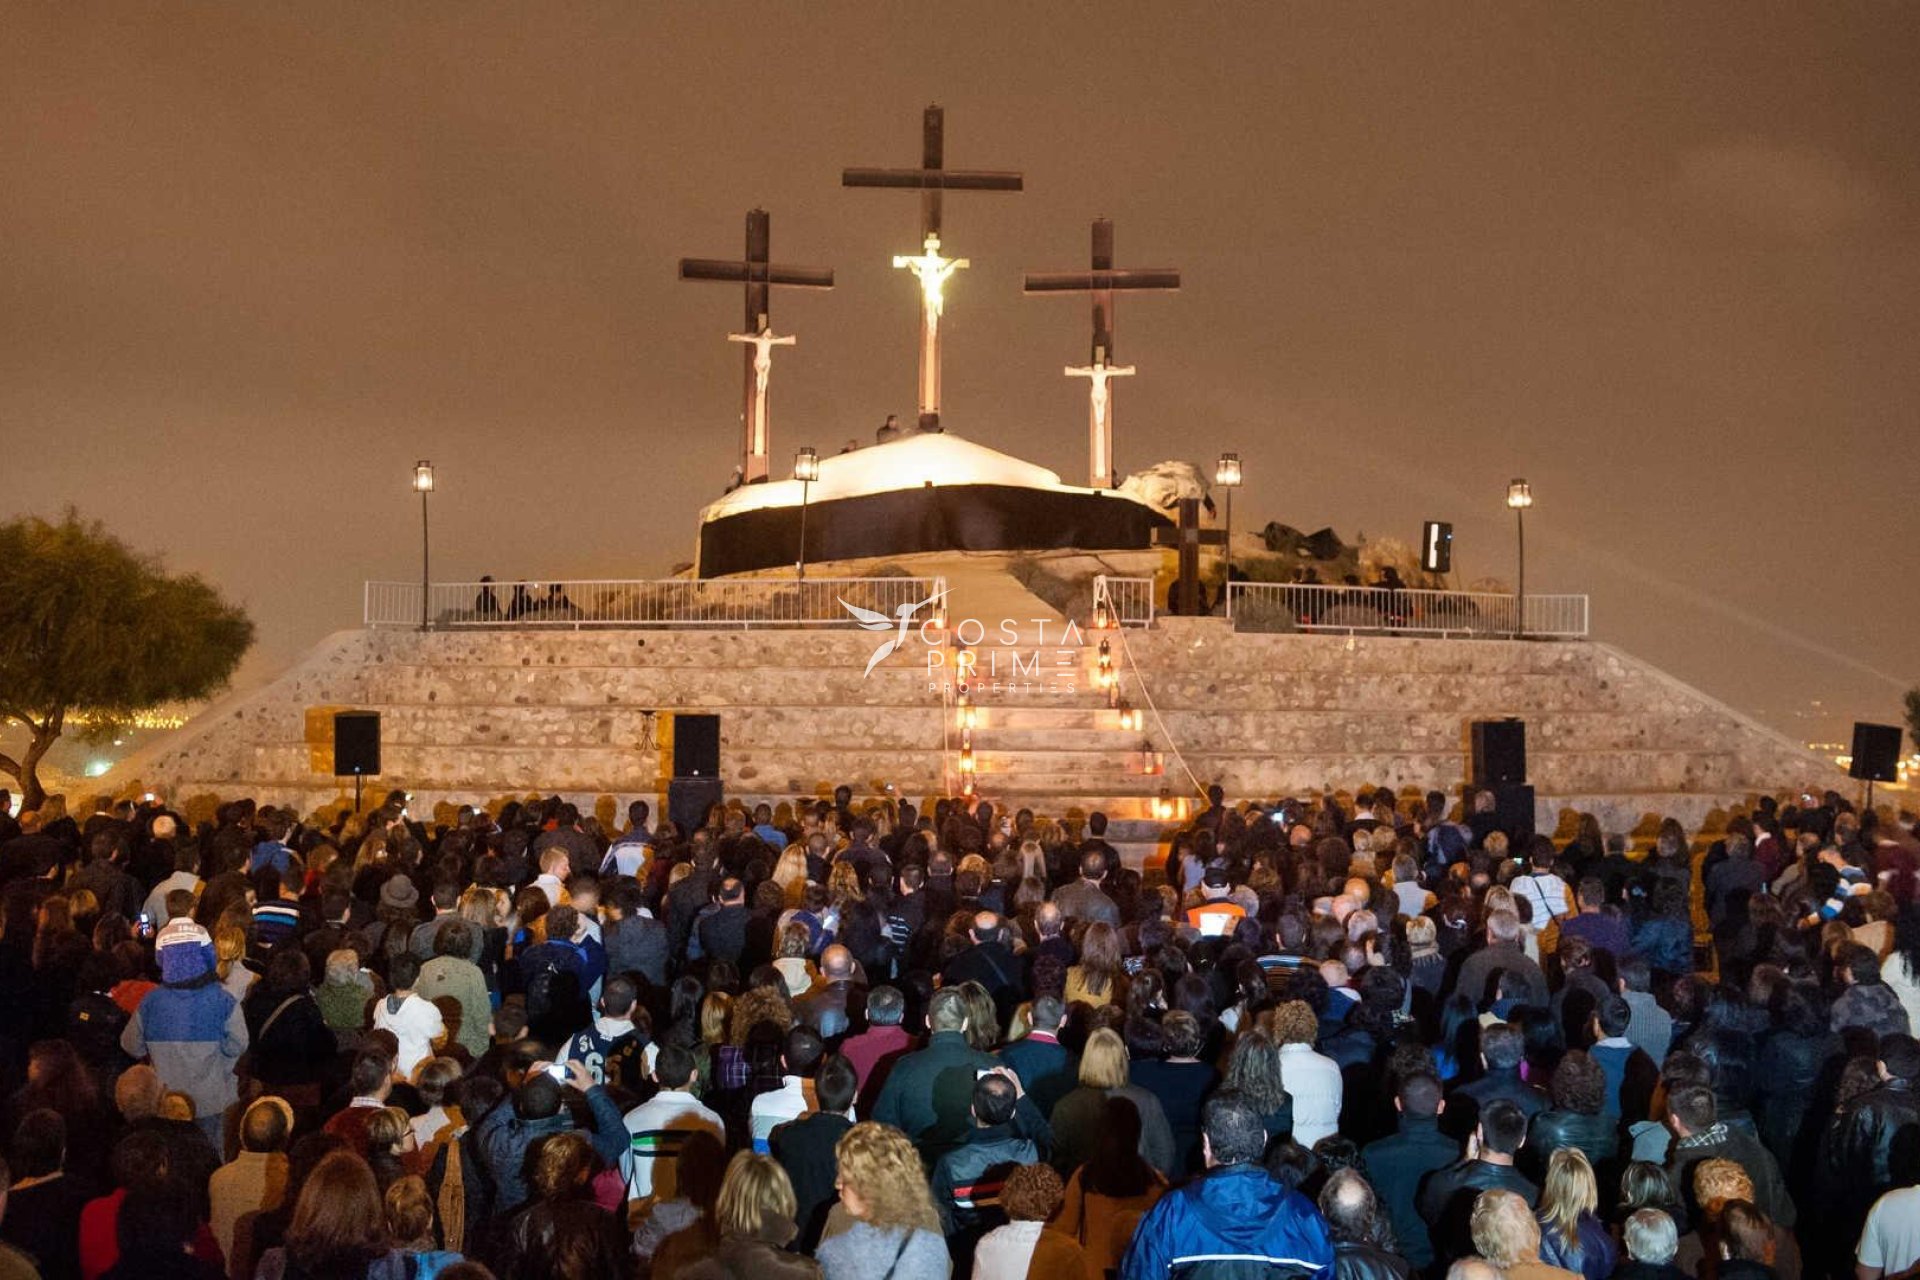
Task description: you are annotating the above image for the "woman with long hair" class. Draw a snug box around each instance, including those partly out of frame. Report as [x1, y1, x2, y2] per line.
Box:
[816, 1123, 950, 1280]
[214, 924, 256, 1002]
[253, 1149, 401, 1280]
[1536, 1148, 1617, 1280]
[1047, 1028, 1177, 1178]
[1221, 1030, 1294, 1140]
[1066, 922, 1126, 1009]
[1056, 1095, 1168, 1278]
[958, 981, 1001, 1053]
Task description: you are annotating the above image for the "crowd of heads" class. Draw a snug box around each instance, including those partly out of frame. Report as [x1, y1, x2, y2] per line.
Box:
[0, 778, 1915, 1280]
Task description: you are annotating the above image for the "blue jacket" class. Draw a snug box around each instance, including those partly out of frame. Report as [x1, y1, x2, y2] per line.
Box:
[1120, 1164, 1334, 1280]
[121, 931, 248, 1119]
[474, 1084, 627, 1213]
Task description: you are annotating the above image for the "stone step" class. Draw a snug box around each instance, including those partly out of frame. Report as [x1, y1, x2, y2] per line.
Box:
[356, 704, 945, 751]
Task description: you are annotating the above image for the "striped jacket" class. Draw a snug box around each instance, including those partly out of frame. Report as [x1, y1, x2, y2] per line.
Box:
[931, 1124, 1038, 1238]
[621, 1089, 725, 1202]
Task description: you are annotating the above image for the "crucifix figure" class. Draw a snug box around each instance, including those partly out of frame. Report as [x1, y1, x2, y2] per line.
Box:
[1153, 497, 1228, 616]
[728, 321, 796, 447]
[845, 104, 1023, 432]
[680, 209, 833, 484]
[1025, 219, 1181, 488]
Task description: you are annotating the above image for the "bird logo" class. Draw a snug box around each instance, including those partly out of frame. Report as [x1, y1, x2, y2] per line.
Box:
[842, 589, 947, 677]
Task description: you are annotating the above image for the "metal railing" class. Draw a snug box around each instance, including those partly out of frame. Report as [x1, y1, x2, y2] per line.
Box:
[1092, 575, 1156, 628]
[1225, 583, 1589, 639]
[364, 577, 948, 631]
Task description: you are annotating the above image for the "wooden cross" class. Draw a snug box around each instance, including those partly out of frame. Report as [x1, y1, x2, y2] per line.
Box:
[1153, 497, 1227, 616]
[844, 105, 1023, 432]
[679, 209, 834, 485]
[1025, 219, 1181, 489]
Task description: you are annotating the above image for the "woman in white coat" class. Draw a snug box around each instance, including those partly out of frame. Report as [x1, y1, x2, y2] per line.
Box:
[1270, 999, 1343, 1148]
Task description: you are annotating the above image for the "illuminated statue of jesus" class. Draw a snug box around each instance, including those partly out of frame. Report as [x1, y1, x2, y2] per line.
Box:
[893, 233, 969, 429]
[1067, 358, 1135, 489]
[727, 326, 796, 470]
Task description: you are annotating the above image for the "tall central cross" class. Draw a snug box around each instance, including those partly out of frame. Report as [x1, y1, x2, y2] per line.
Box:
[1024, 219, 1181, 488]
[844, 104, 1023, 432]
[679, 208, 834, 485]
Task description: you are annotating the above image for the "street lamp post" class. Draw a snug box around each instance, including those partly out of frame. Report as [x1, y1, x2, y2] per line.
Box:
[1506, 478, 1532, 639]
[1215, 452, 1242, 595]
[794, 447, 820, 581]
[412, 460, 435, 631]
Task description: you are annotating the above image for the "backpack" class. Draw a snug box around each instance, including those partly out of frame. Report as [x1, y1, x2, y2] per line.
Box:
[523, 942, 586, 1024]
[67, 991, 132, 1070]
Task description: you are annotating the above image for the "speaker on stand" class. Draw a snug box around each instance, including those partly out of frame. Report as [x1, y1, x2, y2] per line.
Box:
[667, 714, 723, 836]
[1850, 721, 1902, 810]
[1470, 718, 1533, 843]
[333, 711, 382, 813]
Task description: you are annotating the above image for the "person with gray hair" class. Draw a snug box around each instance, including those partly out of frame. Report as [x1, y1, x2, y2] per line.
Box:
[1319, 1168, 1412, 1280]
[315, 948, 375, 1043]
[1447, 1261, 1503, 1280]
[1454, 909, 1549, 1008]
[871, 986, 1005, 1164]
[1616, 1208, 1685, 1280]
[840, 985, 915, 1113]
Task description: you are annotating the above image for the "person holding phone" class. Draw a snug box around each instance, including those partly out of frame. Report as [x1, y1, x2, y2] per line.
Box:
[472, 1056, 627, 1215]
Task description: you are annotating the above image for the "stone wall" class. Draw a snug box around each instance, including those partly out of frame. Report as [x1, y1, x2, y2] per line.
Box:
[108, 620, 1843, 841]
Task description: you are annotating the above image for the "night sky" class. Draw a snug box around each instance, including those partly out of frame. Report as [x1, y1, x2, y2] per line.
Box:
[2, 5, 1914, 743]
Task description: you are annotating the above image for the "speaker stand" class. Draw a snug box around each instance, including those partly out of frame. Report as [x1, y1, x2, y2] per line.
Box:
[354, 773, 364, 815]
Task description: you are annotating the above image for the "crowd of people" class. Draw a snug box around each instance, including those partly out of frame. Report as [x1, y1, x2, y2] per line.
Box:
[0, 777, 1917, 1280]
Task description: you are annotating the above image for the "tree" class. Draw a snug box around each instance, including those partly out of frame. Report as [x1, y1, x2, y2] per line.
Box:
[0, 511, 254, 810]
[1907, 687, 1920, 756]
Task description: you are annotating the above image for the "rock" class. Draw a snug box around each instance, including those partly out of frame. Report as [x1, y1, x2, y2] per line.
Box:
[1119, 461, 1215, 514]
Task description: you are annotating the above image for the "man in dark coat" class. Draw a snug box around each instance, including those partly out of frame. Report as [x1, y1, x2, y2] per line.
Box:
[770, 1053, 858, 1250]
[1442, 1024, 1546, 1141]
[940, 912, 1027, 1030]
[1361, 1073, 1460, 1272]
[1417, 1100, 1538, 1267]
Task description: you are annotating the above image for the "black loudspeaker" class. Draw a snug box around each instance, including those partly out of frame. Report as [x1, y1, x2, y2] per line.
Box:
[1849, 722, 1902, 783]
[667, 777, 724, 836]
[333, 711, 382, 777]
[673, 714, 721, 778]
[1494, 784, 1537, 844]
[1471, 718, 1527, 787]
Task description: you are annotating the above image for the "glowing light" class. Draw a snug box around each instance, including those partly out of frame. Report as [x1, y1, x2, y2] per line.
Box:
[86, 760, 112, 777]
[1215, 452, 1243, 488]
[413, 460, 435, 493]
[894, 234, 967, 318]
[1506, 479, 1533, 510]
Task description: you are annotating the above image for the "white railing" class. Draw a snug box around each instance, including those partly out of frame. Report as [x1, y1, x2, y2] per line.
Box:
[1225, 583, 1589, 639]
[1093, 575, 1156, 628]
[364, 577, 948, 631]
